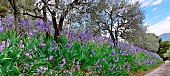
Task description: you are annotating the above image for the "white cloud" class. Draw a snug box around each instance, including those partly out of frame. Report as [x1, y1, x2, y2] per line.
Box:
[151, 0, 163, 5]
[130, 0, 163, 7]
[148, 16, 170, 36]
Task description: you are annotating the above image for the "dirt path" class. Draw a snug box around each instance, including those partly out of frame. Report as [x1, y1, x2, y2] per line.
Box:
[144, 61, 170, 76]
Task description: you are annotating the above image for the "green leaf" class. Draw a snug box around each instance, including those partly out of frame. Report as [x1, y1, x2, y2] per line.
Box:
[2, 58, 12, 60]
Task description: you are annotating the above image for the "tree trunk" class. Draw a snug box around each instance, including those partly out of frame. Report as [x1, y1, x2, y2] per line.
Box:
[115, 30, 118, 43]
[109, 30, 115, 43]
[52, 14, 59, 42]
[51, 8, 67, 42]
[58, 16, 65, 32]
[13, 0, 18, 32]
[42, 0, 50, 39]
[8, 0, 20, 32]
[14, 14, 18, 31]
[53, 15, 65, 43]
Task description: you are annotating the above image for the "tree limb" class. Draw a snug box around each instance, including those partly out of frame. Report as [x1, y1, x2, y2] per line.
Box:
[22, 12, 43, 19]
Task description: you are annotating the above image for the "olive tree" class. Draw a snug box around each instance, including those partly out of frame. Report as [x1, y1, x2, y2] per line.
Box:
[82, 0, 144, 45]
[126, 25, 160, 52]
[20, 0, 93, 42]
[164, 49, 170, 58]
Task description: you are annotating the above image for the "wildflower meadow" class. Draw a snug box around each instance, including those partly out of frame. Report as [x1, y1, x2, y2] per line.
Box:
[0, 17, 163, 76]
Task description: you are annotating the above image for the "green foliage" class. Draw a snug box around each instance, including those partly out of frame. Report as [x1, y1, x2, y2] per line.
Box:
[160, 41, 170, 51]
[0, 6, 8, 17]
[158, 41, 170, 58]
[0, 0, 10, 17]
[127, 33, 160, 52]
[163, 49, 170, 58]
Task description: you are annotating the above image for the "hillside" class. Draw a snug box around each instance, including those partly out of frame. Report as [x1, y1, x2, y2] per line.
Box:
[160, 33, 170, 41]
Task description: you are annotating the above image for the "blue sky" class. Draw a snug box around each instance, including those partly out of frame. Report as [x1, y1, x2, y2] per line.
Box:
[144, 0, 170, 25]
[133, 0, 170, 36]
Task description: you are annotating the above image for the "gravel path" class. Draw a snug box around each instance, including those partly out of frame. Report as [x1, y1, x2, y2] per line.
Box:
[144, 61, 170, 76]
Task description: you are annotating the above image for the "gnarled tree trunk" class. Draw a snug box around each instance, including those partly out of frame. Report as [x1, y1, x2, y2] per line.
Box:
[8, 0, 19, 32]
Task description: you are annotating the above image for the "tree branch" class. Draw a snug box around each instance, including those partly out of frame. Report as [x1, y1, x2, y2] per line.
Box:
[8, 0, 14, 9]
[22, 12, 43, 19]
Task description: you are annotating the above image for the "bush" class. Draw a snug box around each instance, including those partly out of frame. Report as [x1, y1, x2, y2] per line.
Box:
[158, 41, 170, 58]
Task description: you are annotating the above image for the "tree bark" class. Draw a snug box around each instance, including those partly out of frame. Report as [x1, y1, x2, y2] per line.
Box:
[109, 30, 115, 42]
[58, 16, 64, 32]
[42, 4, 50, 39]
[54, 12, 67, 42]
[52, 14, 59, 42]
[13, 0, 18, 31]
[114, 30, 118, 46]
[8, 0, 19, 32]
[14, 14, 18, 31]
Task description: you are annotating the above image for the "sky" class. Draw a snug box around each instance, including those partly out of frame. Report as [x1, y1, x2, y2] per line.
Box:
[132, 0, 170, 36]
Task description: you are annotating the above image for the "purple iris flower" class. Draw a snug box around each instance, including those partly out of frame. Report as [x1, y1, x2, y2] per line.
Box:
[44, 20, 50, 31]
[24, 19, 30, 29]
[88, 67, 90, 72]
[0, 47, 3, 52]
[1, 41, 5, 46]
[114, 57, 119, 62]
[29, 55, 32, 59]
[85, 29, 88, 34]
[44, 57, 48, 60]
[76, 64, 80, 71]
[34, 18, 42, 26]
[43, 67, 48, 71]
[39, 43, 46, 47]
[49, 56, 53, 60]
[20, 40, 23, 45]
[0, 26, 3, 32]
[28, 32, 33, 36]
[0, 20, 1, 26]
[102, 58, 108, 64]
[36, 68, 40, 74]
[126, 65, 130, 71]
[50, 69, 53, 75]
[112, 49, 115, 55]
[20, 18, 25, 24]
[51, 47, 55, 51]
[65, 43, 72, 49]
[25, 53, 29, 57]
[92, 50, 95, 55]
[8, 23, 13, 28]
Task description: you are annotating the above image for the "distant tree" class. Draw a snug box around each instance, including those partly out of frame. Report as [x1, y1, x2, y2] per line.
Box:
[160, 41, 170, 51]
[158, 41, 170, 58]
[127, 30, 160, 52]
[125, 25, 146, 46]
[157, 38, 162, 54]
[163, 49, 170, 58]
[168, 38, 170, 41]
[143, 33, 160, 52]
